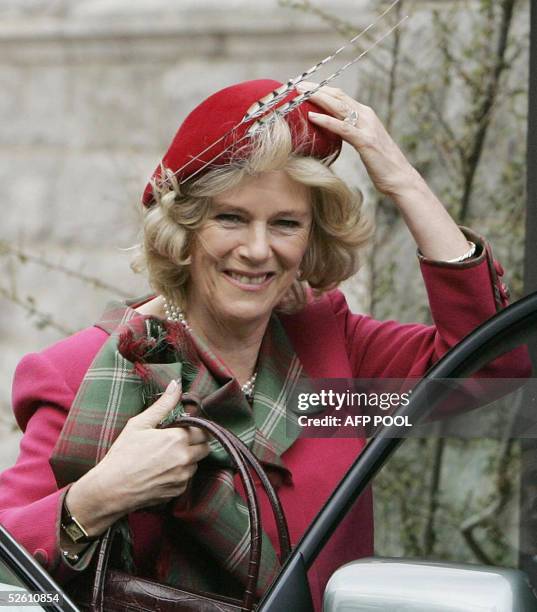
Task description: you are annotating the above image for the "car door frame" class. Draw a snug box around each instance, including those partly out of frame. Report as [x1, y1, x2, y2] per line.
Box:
[0, 525, 79, 612]
[258, 290, 537, 612]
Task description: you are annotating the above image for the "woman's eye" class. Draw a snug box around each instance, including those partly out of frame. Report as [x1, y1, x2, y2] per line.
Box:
[275, 219, 300, 229]
[215, 213, 244, 224]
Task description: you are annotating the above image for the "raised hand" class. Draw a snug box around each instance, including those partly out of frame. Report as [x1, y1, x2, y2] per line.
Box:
[299, 81, 419, 199]
[301, 81, 470, 260]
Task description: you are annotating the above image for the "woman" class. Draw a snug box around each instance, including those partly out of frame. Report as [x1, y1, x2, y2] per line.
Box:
[0, 78, 524, 610]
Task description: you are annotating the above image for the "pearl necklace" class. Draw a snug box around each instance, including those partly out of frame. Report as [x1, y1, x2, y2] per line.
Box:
[163, 298, 258, 400]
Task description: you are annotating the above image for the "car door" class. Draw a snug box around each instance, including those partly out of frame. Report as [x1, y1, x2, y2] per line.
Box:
[258, 290, 537, 611]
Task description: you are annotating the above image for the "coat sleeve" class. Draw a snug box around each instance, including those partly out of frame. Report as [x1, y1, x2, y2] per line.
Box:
[328, 228, 531, 379]
[0, 340, 104, 584]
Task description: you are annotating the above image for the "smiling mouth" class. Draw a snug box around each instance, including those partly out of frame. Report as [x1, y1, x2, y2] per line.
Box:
[224, 271, 275, 286]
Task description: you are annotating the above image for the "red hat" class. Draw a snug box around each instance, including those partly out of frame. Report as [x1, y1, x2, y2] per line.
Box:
[142, 79, 342, 206]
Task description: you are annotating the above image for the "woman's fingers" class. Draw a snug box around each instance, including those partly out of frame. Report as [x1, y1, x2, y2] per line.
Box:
[297, 82, 368, 147]
[175, 461, 199, 483]
[185, 425, 210, 445]
[164, 424, 210, 445]
[185, 441, 211, 464]
[303, 88, 350, 119]
[297, 81, 368, 118]
[308, 110, 364, 149]
[301, 81, 417, 198]
[129, 378, 182, 429]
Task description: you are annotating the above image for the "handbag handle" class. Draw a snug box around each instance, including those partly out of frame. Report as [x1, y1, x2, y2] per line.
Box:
[176, 394, 291, 561]
[180, 416, 291, 562]
[89, 415, 291, 612]
[174, 417, 292, 599]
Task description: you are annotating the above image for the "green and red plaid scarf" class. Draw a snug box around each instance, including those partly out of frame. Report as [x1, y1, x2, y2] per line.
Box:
[50, 297, 305, 598]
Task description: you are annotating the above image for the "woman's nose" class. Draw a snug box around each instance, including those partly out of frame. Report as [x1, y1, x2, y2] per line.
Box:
[237, 224, 271, 262]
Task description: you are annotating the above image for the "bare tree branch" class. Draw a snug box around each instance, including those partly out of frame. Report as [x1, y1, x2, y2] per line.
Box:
[278, 0, 391, 74]
[460, 437, 516, 565]
[421, 86, 466, 167]
[0, 241, 131, 298]
[423, 435, 445, 555]
[0, 286, 75, 336]
[459, 0, 517, 222]
[369, 1, 406, 312]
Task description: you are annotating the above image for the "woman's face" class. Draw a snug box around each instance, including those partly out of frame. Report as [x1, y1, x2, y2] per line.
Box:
[186, 170, 312, 328]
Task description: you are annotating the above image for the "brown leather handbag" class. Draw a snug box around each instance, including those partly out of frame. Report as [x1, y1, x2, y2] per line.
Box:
[69, 415, 291, 612]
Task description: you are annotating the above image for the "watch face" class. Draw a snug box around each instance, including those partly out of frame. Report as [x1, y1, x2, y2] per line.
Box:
[63, 521, 86, 543]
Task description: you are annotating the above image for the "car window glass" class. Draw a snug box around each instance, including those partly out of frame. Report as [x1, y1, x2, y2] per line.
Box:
[372, 334, 536, 572]
[0, 557, 30, 590]
[0, 558, 46, 611]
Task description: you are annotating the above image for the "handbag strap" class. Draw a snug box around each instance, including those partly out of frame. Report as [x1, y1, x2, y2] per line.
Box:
[195, 418, 291, 562]
[171, 416, 292, 590]
[89, 415, 289, 612]
[176, 393, 291, 560]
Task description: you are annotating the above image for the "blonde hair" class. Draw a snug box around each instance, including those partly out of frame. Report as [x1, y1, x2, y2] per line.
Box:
[131, 113, 373, 312]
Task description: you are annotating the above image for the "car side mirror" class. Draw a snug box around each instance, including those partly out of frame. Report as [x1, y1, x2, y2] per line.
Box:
[323, 558, 537, 611]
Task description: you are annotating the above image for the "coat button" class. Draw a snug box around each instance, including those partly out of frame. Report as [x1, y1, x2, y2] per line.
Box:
[33, 548, 49, 568]
[494, 261, 505, 276]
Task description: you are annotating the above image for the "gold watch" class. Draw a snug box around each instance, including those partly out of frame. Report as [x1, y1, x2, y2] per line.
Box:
[61, 498, 94, 544]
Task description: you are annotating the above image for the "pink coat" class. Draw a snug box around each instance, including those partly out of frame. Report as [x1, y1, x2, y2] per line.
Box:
[0, 237, 525, 611]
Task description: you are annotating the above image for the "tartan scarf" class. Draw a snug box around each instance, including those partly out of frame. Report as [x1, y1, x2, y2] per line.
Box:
[50, 297, 305, 598]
